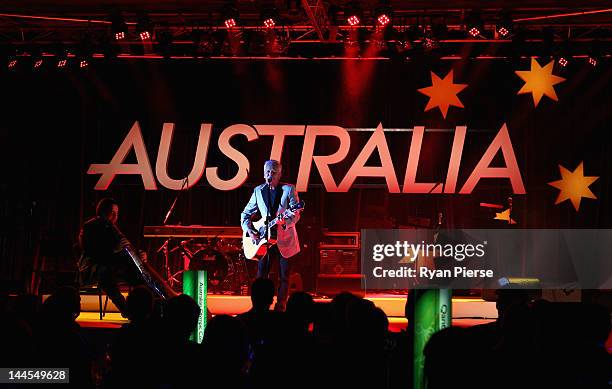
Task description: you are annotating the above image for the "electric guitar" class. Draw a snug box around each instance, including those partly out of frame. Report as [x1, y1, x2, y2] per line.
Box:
[242, 200, 305, 260]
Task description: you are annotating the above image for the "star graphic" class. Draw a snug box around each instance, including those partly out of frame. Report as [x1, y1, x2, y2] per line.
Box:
[494, 208, 517, 224]
[418, 70, 467, 119]
[515, 58, 566, 107]
[548, 162, 599, 211]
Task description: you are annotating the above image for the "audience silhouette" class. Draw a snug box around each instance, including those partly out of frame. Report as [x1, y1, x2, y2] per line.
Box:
[2, 284, 610, 389]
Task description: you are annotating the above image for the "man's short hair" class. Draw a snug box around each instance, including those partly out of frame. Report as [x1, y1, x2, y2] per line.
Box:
[264, 160, 282, 171]
[96, 197, 118, 217]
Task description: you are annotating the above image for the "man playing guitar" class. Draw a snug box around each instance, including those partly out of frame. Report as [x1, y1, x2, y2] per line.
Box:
[240, 160, 301, 311]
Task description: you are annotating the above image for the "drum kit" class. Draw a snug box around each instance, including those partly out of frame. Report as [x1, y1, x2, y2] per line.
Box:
[157, 237, 254, 294]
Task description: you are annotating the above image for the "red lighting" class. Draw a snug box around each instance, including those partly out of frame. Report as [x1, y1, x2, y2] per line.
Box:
[498, 27, 509, 37]
[423, 37, 437, 49]
[57, 59, 67, 68]
[347, 15, 360, 26]
[588, 57, 597, 66]
[8, 59, 17, 69]
[468, 27, 481, 37]
[377, 14, 390, 26]
[80, 60, 89, 68]
[34, 59, 43, 68]
[263, 18, 275, 28]
[558, 57, 568, 67]
[139, 31, 151, 40]
[115, 31, 125, 40]
[225, 18, 236, 28]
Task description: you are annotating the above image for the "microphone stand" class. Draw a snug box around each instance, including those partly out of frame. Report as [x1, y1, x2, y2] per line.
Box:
[160, 176, 189, 286]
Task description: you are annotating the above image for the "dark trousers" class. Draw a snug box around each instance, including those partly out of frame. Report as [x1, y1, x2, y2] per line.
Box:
[81, 263, 131, 315]
[257, 245, 290, 307]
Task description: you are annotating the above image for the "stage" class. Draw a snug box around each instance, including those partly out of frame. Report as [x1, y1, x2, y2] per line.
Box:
[71, 292, 498, 331]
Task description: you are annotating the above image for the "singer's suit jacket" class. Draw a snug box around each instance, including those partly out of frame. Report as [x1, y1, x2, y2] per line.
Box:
[240, 183, 301, 258]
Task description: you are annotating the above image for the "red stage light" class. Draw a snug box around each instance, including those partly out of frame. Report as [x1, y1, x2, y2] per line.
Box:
[377, 14, 390, 26]
[115, 31, 125, 41]
[497, 26, 509, 37]
[139, 30, 151, 40]
[8, 59, 17, 69]
[347, 15, 360, 26]
[80, 59, 89, 68]
[34, 59, 43, 68]
[558, 57, 568, 67]
[57, 59, 67, 68]
[225, 18, 236, 28]
[588, 57, 597, 67]
[263, 18, 275, 28]
[468, 27, 481, 37]
[423, 37, 438, 49]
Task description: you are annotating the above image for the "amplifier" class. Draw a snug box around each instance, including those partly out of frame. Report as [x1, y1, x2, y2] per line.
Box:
[319, 231, 360, 249]
[319, 249, 359, 275]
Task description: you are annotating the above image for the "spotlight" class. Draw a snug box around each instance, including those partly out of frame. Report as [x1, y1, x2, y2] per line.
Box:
[496, 12, 512, 38]
[111, 12, 127, 41]
[261, 6, 279, 28]
[587, 42, 601, 67]
[52, 45, 70, 68]
[30, 48, 43, 69]
[76, 35, 93, 68]
[466, 12, 483, 37]
[345, 2, 362, 26]
[137, 15, 153, 41]
[7, 56, 18, 70]
[374, 4, 393, 27]
[222, 5, 239, 28]
[555, 41, 571, 68]
[347, 15, 360, 26]
[422, 22, 446, 51]
[423, 36, 439, 50]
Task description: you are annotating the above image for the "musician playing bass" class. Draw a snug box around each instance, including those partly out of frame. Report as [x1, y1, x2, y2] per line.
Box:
[78, 198, 175, 317]
[240, 160, 301, 311]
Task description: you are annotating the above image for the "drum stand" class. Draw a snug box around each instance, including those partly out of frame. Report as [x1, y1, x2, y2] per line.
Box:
[159, 238, 181, 287]
[170, 241, 193, 286]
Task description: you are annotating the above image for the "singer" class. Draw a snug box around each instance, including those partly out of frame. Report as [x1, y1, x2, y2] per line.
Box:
[240, 160, 301, 311]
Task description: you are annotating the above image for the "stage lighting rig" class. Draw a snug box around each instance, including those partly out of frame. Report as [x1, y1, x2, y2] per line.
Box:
[587, 42, 601, 67]
[31, 50, 43, 69]
[374, 4, 393, 27]
[137, 15, 153, 41]
[345, 2, 363, 26]
[222, 4, 239, 28]
[465, 12, 483, 38]
[496, 13, 512, 38]
[261, 6, 279, 28]
[111, 12, 127, 41]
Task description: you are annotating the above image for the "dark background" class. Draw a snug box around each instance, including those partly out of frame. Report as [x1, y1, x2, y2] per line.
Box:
[1, 58, 610, 290]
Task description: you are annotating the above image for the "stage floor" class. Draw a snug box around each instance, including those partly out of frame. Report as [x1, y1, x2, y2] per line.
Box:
[73, 293, 612, 352]
[75, 293, 499, 332]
